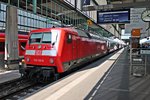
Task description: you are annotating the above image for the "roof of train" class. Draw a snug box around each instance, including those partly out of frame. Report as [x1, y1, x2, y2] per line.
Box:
[0, 33, 28, 39]
[30, 27, 78, 35]
[30, 27, 105, 40]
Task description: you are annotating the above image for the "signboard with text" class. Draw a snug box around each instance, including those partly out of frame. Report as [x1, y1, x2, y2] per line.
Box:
[97, 9, 130, 24]
[83, 0, 90, 5]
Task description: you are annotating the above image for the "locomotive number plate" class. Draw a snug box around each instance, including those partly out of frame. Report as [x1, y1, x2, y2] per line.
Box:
[33, 58, 44, 62]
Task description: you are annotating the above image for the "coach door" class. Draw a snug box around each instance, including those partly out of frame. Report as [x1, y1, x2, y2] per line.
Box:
[72, 35, 78, 60]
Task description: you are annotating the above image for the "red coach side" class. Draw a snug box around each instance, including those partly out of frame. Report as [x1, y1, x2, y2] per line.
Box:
[0, 33, 28, 56]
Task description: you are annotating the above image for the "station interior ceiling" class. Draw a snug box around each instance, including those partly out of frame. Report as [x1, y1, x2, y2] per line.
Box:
[0, 0, 149, 38]
[0, 0, 115, 37]
[83, 0, 149, 40]
[93, 0, 150, 42]
[96, 0, 149, 8]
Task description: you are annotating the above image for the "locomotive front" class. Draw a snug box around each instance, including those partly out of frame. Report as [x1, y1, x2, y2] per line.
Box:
[20, 29, 62, 80]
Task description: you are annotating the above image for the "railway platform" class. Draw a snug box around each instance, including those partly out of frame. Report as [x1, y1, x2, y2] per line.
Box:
[86, 48, 150, 100]
[0, 70, 20, 84]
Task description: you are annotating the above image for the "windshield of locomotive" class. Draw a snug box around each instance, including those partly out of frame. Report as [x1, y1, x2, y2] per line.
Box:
[29, 32, 51, 44]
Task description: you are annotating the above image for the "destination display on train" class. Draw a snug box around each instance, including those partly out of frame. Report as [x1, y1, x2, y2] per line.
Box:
[97, 10, 130, 24]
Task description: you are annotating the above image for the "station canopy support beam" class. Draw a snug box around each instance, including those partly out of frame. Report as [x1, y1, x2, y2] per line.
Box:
[82, 1, 150, 11]
[33, 0, 37, 13]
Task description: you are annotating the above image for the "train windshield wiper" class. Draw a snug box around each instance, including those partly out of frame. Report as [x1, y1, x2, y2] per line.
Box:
[52, 33, 58, 46]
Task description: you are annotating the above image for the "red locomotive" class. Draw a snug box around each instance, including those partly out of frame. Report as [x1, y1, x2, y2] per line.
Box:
[0, 33, 28, 56]
[20, 27, 120, 80]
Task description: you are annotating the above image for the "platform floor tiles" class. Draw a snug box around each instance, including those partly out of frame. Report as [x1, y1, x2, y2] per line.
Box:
[86, 48, 150, 100]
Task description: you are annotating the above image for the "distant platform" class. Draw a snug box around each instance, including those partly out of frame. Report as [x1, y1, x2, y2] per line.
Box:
[0, 70, 20, 84]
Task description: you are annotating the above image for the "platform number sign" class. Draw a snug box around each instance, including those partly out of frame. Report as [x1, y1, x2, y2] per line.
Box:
[87, 20, 93, 26]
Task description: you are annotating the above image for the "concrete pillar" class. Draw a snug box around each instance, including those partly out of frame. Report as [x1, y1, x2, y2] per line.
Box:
[33, 0, 37, 13]
[5, 5, 18, 69]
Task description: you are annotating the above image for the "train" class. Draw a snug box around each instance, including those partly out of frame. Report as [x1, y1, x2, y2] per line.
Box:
[0, 33, 28, 56]
[19, 27, 123, 81]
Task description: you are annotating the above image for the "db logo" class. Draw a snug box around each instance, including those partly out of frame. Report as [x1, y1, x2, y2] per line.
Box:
[35, 50, 42, 55]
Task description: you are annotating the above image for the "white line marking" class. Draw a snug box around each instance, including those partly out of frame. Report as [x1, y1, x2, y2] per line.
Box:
[0, 70, 18, 75]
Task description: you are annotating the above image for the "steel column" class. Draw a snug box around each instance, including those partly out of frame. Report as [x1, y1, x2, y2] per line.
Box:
[33, 0, 37, 13]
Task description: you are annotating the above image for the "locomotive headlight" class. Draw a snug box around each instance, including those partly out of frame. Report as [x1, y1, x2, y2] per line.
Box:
[19, 62, 22, 66]
[50, 58, 54, 64]
[22, 59, 25, 63]
[26, 57, 30, 62]
[38, 45, 41, 49]
[19, 59, 25, 65]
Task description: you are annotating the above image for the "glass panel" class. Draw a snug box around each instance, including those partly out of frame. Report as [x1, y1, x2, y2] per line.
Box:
[30, 19, 33, 26]
[0, 11, 4, 21]
[29, 32, 51, 44]
[0, 22, 3, 27]
[30, 33, 43, 44]
[18, 15, 21, 24]
[3, 12, 6, 21]
[31, 33, 42, 38]
[31, 13, 34, 19]
[24, 17, 27, 26]
[20, 10, 23, 15]
[20, 16, 23, 25]
[24, 11, 27, 16]
[77, 29, 89, 38]
[42, 33, 51, 43]
[1, 3, 6, 10]
[28, 18, 31, 26]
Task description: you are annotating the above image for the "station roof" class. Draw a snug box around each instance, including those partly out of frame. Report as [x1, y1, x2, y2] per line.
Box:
[83, 0, 149, 11]
[0, 0, 116, 37]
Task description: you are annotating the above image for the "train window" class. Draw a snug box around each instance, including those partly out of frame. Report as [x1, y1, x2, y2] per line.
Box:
[42, 33, 51, 43]
[30, 33, 42, 44]
[89, 33, 100, 40]
[0, 42, 5, 52]
[67, 34, 72, 43]
[76, 29, 89, 38]
[29, 32, 51, 44]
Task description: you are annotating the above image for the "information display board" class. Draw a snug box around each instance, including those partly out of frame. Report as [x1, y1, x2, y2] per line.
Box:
[140, 50, 150, 54]
[97, 9, 130, 24]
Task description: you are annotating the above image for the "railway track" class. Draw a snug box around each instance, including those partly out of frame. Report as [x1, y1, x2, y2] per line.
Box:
[0, 66, 89, 99]
[0, 78, 36, 99]
[2, 82, 47, 100]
